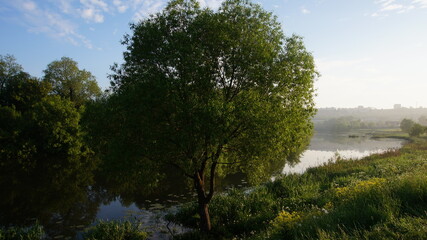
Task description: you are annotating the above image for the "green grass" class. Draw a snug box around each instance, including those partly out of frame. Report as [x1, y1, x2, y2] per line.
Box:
[0, 221, 149, 240]
[83, 220, 148, 240]
[168, 138, 427, 239]
[0, 224, 44, 240]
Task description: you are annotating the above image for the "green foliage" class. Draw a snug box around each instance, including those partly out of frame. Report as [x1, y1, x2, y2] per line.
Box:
[0, 58, 97, 225]
[83, 220, 148, 240]
[0, 88, 93, 177]
[391, 172, 427, 216]
[409, 123, 425, 137]
[43, 56, 101, 106]
[400, 118, 415, 133]
[418, 115, 427, 125]
[0, 224, 44, 240]
[0, 54, 23, 94]
[167, 187, 279, 238]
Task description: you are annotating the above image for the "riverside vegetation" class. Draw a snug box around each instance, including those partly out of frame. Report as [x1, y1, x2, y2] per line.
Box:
[166, 134, 427, 239]
[2, 133, 426, 239]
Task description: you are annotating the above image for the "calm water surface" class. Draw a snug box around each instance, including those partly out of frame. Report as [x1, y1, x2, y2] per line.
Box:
[283, 133, 405, 174]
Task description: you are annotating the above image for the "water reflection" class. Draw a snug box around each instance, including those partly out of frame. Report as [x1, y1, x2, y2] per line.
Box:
[0, 162, 102, 239]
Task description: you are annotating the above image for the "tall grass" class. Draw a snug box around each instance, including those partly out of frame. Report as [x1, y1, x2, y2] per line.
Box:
[0, 224, 44, 240]
[83, 220, 148, 240]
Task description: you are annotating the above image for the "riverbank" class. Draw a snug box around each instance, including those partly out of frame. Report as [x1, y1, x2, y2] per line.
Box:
[168, 135, 427, 239]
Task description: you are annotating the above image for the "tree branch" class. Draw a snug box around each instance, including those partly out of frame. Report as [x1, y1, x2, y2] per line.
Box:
[168, 162, 194, 179]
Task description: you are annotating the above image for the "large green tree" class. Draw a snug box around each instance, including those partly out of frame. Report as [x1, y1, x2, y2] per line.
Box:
[43, 57, 101, 106]
[98, 0, 317, 231]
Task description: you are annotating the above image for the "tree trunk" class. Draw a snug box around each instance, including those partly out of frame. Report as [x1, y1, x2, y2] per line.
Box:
[194, 174, 212, 232]
[198, 201, 211, 232]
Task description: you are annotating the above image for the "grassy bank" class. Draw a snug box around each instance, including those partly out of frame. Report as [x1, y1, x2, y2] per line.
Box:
[168, 137, 427, 239]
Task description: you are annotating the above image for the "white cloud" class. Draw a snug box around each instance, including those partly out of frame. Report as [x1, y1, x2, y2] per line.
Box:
[129, 0, 225, 20]
[301, 6, 311, 14]
[22, 1, 37, 11]
[80, 0, 108, 12]
[381, 3, 403, 11]
[80, 7, 104, 22]
[113, 0, 128, 13]
[412, 0, 427, 8]
[372, 0, 426, 17]
[6, 0, 93, 48]
[81, 8, 94, 18]
[56, 0, 73, 14]
[133, 1, 165, 20]
[78, 0, 109, 23]
[198, 0, 224, 9]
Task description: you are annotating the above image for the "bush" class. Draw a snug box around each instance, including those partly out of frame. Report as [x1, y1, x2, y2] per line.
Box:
[83, 220, 148, 240]
[0, 225, 44, 240]
[392, 173, 427, 216]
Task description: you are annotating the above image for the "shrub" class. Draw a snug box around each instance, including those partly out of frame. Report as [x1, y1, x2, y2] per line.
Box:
[83, 220, 148, 240]
[0, 224, 44, 240]
[392, 173, 427, 216]
[271, 211, 302, 231]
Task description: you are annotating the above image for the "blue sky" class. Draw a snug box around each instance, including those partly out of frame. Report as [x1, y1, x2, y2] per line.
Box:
[1, 0, 427, 108]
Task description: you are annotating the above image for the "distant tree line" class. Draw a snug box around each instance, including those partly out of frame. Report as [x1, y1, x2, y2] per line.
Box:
[314, 116, 399, 132]
[315, 115, 427, 134]
[315, 107, 427, 123]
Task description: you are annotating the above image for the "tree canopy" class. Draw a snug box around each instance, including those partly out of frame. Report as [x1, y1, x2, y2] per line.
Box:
[43, 57, 101, 106]
[0, 55, 24, 94]
[400, 118, 415, 133]
[90, 0, 317, 231]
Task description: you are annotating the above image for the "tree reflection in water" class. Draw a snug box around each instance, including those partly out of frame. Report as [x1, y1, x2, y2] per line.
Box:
[0, 146, 300, 239]
[0, 158, 102, 239]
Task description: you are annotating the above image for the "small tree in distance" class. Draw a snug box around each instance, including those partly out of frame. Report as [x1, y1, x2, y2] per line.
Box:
[43, 57, 101, 106]
[94, 0, 317, 232]
[409, 123, 425, 137]
[400, 118, 415, 133]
